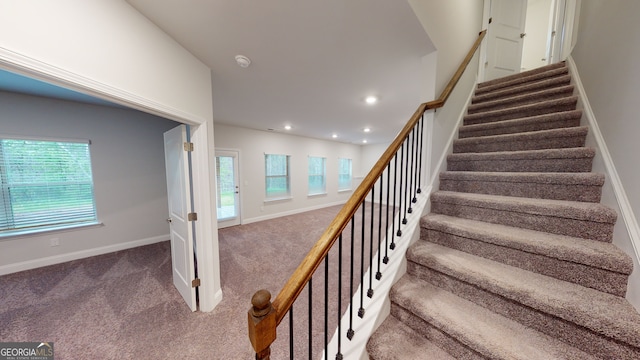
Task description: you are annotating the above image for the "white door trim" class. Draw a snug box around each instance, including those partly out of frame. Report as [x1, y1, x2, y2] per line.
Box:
[190, 121, 223, 312]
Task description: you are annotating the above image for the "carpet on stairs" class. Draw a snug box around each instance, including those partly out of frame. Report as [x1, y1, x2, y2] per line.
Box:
[367, 61, 640, 360]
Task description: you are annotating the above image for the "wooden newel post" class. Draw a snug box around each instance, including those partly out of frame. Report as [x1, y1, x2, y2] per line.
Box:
[248, 289, 277, 360]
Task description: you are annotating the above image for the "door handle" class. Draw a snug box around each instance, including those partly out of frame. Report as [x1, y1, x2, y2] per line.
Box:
[166, 218, 172, 223]
[520, 33, 526, 38]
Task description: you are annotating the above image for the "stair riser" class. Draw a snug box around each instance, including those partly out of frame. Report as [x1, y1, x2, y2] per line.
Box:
[467, 87, 575, 114]
[438, 178, 602, 202]
[463, 99, 577, 126]
[406, 263, 640, 360]
[447, 157, 593, 173]
[472, 75, 572, 104]
[421, 228, 628, 296]
[389, 304, 487, 360]
[430, 200, 614, 242]
[476, 67, 569, 94]
[458, 117, 581, 139]
[453, 133, 586, 153]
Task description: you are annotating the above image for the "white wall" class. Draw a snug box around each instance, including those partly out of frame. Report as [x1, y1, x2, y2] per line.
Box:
[0, 91, 178, 274]
[213, 124, 364, 223]
[571, 0, 640, 309]
[408, 0, 485, 95]
[0, 0, 212, 125]
[522, 0, 553, 71]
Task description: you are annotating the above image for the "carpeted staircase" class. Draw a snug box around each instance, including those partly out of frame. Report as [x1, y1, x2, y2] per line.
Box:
[367, 62, 640, 359]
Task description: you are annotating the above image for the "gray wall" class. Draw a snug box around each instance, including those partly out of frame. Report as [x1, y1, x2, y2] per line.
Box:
[0, 91, 178, 274]
[572, 0, 640, 223]
[571, 0, 640, 308]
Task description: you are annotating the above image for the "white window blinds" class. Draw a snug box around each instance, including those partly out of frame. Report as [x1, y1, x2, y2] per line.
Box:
[0, 138, 97, 233]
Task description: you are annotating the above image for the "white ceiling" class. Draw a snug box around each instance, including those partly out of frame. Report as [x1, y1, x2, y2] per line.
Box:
[0, 1, 435, 145]
[125, 0, 435, 144]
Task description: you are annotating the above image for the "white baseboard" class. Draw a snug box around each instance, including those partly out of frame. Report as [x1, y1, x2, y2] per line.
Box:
[242, 201, 347, 225]
[0, 234, 169, 276]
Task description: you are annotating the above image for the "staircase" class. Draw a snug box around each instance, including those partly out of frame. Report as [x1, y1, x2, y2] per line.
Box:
[367, 62, 640, 359]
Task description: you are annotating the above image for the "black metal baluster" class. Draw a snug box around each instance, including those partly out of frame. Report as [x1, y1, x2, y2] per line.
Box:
[367, 185, 374, 298]
[417, 115, 424, 195]
[309, 278, 312, 360]
[408, 127, 415, 213]
[336, 234, 344, 359]
[347, 217, 355, 340]
[376, 174, 383, 280]
[384, 163, 391, 264]
[289, 307, 294, 360]
[397, 143, 405, 233]
[324, 254, 329, 359]
[402, 137, 409, 225]
[392, 154, 399, 244]
[358, 201, 366, 318]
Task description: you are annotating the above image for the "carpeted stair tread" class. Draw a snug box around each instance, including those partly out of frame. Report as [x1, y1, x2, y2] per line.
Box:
[430, 191, 616, 242]
[458, 110, 583, 139]
[467, 85, 575, 114]
[475, 65, 569, 96]
[389, 275, 600, 360]
[420, 214, 632, 295]
[463, 96, 578, 126]
[406, 242, 640, 348]
[472, 74, 572, 104]
[367, 315, 456, 360]
[477, 62, 567, 89]
[439, 170, 603, 202]
[447, 147, 596, 172]
[453, 126, 588, 153]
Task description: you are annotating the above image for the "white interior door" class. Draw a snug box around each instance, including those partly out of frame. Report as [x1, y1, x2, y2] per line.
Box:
[215, 150, 241, 228]
[485, 0, 528, 81]
[164, 125, 197, 311]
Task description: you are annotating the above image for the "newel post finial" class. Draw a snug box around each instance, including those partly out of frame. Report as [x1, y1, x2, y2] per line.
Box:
[248, 289, 276, 360]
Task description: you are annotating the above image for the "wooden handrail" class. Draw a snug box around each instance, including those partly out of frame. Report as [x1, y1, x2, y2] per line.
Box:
[271, 29, 486, 324]
[248, 29, 487, 358]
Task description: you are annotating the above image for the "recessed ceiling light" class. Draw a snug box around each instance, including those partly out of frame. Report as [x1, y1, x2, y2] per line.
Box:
[362, 139, 368, 144]
[363, 127, 371, 133]
[332, 134, 338, 138]
[235, 55, 251, 68]
[365, 96, 378, 105]
[284, 125, 292, 130]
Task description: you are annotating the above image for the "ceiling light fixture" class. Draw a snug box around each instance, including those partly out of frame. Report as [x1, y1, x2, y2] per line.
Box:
[363, 127, 371, 133]
[235, 55, 251, 68]
[332, 134, 338, 139]
[365, 96, 378, 105]
[362, 139, 368, 144]
[284, 125, 292, 130]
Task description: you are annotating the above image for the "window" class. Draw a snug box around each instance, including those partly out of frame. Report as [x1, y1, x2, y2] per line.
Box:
[308, 156, 326, 195]
[338, 158, 352, 191]
[265, 154, 290, 199]
[0, 138, 97, 235]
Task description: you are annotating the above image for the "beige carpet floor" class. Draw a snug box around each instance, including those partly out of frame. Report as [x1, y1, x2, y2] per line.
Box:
[1, 202, 391, 359]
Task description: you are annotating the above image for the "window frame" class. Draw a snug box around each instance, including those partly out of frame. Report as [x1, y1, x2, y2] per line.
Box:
[264, 153, 291, 201]
[0, 136, 100, 238]
[338, 157, 353, 192]
[307, 156, 326, 196]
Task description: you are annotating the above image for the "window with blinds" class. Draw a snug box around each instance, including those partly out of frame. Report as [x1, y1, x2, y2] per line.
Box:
[338, 158, 352, 191]
[308, 156, 326, 195]
[0, 138, 98, 235]
[265, 154, 290, 199]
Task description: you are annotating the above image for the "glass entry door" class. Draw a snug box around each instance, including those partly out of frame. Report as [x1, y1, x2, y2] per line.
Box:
[215, 150, 240, 228]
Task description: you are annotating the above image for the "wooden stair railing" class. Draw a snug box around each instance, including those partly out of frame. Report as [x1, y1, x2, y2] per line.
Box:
[248, 29, 487, 360]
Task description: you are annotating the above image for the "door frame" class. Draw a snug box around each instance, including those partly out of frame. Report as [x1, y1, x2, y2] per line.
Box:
[479, 0, 581, 82]
[215, 148, 242, 228]
[189, 122, 223, 311]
